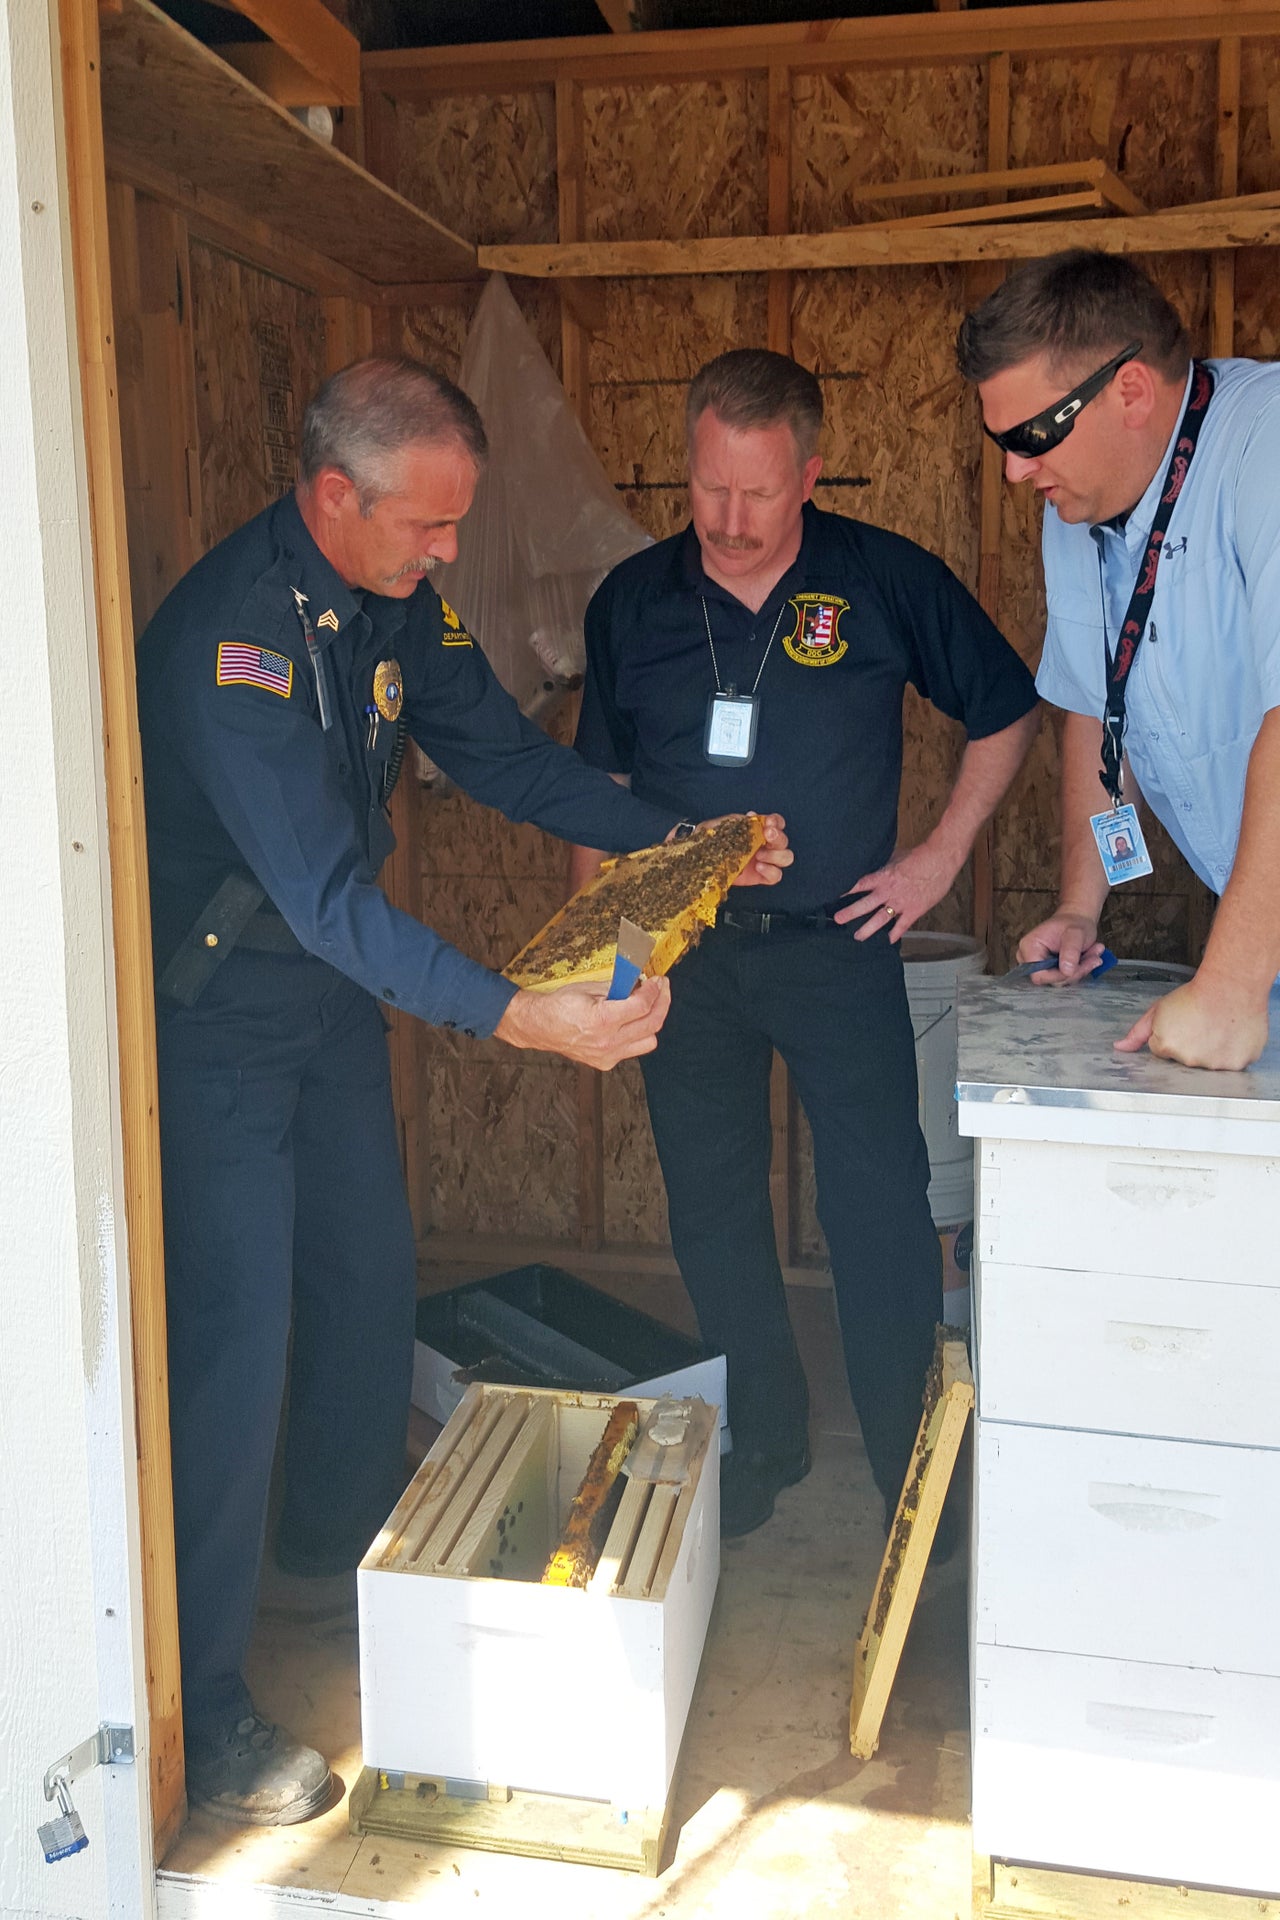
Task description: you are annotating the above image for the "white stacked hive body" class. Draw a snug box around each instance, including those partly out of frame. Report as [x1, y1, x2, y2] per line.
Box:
[358, 1385, 720, 1814]
[960, 976, 1280, 1898]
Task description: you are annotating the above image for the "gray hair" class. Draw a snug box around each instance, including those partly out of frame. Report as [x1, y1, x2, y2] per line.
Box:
[956, 250, 1190, 386]
[686, 349, 824, 463]
[299, 356, 487, 511]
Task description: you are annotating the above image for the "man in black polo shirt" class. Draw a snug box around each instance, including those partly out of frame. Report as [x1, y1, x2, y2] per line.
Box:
[572, 349, 1039, 1537]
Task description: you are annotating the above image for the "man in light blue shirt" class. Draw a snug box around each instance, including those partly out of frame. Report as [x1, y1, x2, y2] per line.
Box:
[957, 250, 1280, 1070]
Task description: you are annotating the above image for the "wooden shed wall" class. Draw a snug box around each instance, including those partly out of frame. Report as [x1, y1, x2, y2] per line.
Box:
[369, 34, 1279, 1273]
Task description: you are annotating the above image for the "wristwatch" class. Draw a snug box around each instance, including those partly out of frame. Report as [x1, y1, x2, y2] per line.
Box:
[670, 820, 698, 841]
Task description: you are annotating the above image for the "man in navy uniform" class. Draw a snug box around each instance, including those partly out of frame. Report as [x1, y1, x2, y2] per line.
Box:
[571, 349, 1039, 1539]
[138, 356, 788, 1825]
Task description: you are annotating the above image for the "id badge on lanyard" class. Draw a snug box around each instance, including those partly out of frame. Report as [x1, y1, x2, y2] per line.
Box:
[1088, 800, 1153, 882]
[700, 593, 785, 768]
[704, 687, 759, 766]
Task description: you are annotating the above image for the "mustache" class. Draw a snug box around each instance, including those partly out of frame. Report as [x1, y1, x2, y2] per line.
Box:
[705, 531, 764, 552]
[385, 555, 440, 582]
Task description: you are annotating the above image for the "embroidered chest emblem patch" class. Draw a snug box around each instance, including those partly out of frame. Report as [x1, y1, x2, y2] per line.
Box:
[783, 594, 849, 667]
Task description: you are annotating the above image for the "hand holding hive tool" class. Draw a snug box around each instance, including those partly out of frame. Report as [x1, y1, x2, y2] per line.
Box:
[505, 815, 768, 994]
[1005, 946, 1117, 983]
[607, 918, 658, 1000]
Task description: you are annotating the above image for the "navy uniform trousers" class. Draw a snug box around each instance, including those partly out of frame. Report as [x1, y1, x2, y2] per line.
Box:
[640, 917, 941, 1505]
[157, 946, 417, 1733]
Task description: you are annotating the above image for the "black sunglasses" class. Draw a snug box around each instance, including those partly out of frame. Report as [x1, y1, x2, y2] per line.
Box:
[983, 341, 1143, 459]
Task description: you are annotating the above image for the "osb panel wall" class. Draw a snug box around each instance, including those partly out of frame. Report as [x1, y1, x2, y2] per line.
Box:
[395, 91, 559, 245]
[581, 79, 768, 240]
[188, 241, 328, 549]
[790, 65, 986, 224]
[391, 43, 1256, 1260]
[1008, 52, 1217, 206]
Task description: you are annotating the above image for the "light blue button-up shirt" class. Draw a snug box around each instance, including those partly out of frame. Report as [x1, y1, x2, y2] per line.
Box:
[1036, 358, 1280, 895]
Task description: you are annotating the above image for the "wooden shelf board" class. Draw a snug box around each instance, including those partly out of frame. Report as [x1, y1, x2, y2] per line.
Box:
[100, 0, 476, 288]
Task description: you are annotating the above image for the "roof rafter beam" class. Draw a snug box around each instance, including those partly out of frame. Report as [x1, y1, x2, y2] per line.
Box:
[365, 0, 1280, 96]
[221, 0, 359, 103]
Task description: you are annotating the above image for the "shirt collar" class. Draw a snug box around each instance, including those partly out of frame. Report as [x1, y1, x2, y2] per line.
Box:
[274, 492, 411, 648]
[1091, 365, 1195, 558]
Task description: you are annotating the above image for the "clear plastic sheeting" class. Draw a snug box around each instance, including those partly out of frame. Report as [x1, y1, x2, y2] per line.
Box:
[433, 273, 653, 720]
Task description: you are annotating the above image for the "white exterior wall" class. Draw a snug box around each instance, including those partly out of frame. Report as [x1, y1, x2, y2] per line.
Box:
[0, 2, 151, 1915]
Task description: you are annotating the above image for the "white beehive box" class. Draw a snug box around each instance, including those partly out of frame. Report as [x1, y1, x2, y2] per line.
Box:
[358, 1384, 720, 1813]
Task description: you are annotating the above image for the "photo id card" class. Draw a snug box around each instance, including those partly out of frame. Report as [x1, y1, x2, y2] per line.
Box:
[1090, 802, 1154, 885]
[704, 688, 760, 766]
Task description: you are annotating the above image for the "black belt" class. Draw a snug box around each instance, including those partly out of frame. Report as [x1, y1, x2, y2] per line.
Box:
[716, 904, 839, 934]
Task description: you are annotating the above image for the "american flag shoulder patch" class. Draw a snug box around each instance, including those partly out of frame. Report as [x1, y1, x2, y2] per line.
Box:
[216, 641, 294, 698]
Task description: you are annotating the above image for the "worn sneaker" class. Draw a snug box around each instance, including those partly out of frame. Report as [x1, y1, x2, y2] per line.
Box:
[186, 1712, 332, 1826]
[720, 1443, 811, 1539]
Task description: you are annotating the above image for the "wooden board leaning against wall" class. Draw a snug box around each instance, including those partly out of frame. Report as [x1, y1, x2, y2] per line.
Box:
[368, 23, 1280, 1281]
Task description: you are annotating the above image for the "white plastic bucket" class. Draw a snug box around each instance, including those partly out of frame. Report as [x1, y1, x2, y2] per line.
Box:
[900, 930, 987, 1230]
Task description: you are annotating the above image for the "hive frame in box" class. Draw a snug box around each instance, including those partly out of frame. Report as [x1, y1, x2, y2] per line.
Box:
[355, 1383, 720, 1855]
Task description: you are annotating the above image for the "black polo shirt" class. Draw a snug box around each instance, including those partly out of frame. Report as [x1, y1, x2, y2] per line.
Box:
[576, 501, 1038, 914]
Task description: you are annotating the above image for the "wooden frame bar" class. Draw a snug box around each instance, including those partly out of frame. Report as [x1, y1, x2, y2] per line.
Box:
[478, 203, 1280, 278]
[847, 158, 1146, 216]
[857, 187, 1110, 229]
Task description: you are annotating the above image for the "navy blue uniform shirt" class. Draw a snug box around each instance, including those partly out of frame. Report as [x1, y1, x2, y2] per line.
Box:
[138, 493, 682, 1037]
[576, 501, 1038, 914]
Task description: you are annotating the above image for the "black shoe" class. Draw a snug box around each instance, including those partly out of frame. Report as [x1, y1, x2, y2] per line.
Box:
[186, 1711, 332, 1826]
[720, 1443, 811, 1539]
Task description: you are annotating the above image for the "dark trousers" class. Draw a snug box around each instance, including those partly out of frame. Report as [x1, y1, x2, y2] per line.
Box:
[640, 920, 941, 1504]
[157, 951, 417, 1731]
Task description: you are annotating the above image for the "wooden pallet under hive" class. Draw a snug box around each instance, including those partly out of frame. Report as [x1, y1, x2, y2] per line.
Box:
[354, 1384, 721, 1866]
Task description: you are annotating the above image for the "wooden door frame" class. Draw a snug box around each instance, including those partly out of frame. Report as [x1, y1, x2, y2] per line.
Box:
[59, 0, 185, 1853]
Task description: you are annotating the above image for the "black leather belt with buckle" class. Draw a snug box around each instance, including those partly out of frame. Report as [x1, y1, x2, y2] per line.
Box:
[716, 905, 838, 934]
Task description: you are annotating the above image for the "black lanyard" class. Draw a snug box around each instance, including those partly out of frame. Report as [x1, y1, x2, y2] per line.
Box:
[1098, 362, 1214, 806]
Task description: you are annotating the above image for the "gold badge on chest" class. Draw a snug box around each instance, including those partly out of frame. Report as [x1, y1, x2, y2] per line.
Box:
[372, 659, 404, 722]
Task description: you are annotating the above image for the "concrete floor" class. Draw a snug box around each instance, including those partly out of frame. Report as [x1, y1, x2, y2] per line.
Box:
[161, 1278, 974, 1917]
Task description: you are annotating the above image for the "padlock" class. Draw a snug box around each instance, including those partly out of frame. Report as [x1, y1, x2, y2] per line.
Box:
[37, 1775, 88, 1863]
